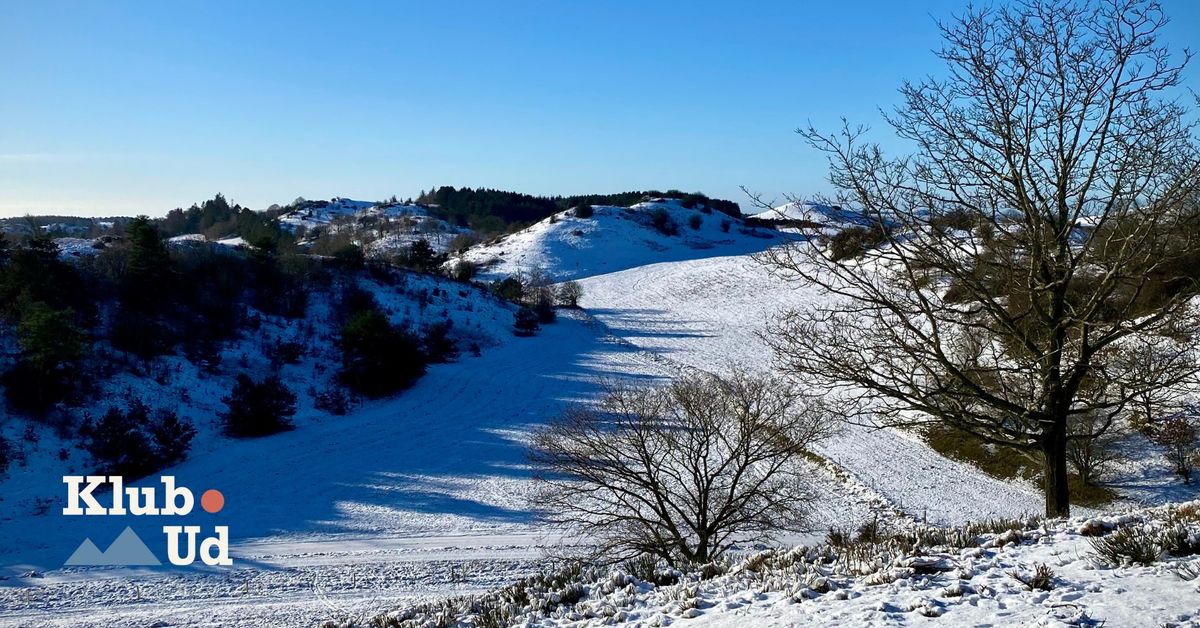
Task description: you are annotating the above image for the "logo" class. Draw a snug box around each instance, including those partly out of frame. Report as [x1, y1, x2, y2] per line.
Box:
[62, 475, 231, 567]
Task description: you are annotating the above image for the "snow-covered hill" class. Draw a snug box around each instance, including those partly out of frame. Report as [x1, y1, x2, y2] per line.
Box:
[2, 205, 1197, 627]
[452, 199, 788, 281]
[750, 201, 877, 230]
[279, 197, 468, 255]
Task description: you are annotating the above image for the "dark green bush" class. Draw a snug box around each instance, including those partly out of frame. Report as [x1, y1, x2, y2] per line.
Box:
[513, 307, 539, 336]
[339, 309, 427, 397]
[222, 373, 297, 437]
[81, 400, 195, 477]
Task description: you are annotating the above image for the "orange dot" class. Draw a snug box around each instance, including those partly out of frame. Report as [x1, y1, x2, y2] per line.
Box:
[200, 489, 224, 514]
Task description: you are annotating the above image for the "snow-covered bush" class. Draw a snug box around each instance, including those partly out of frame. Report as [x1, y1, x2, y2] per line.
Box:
[1089, 515, 1200, 567]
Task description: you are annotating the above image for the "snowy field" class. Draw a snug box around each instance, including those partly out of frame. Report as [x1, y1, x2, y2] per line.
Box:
[2, 208, 1197, 627]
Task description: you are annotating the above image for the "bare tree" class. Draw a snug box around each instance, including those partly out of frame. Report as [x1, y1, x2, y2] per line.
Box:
[1150, 412, 1199, 483]
[1066, 408, 1126, 486]
[555, 281, 584, 308]
[757, 0, 1200, 516]
[529, 370, 834, 567]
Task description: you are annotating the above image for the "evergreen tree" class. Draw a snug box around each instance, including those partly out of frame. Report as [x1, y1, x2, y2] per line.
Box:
[406, 238, 440, 271]
[339, 309, 427, 397]
[15, 299, 84, 375]
[222, 373, 297, 437]
[125, 215, 171, 289]
[513, 307, 539, 336]
[81, 403, 155, 478]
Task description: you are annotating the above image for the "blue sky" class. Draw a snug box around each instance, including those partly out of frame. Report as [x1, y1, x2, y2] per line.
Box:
[2, 1, 1197, 217]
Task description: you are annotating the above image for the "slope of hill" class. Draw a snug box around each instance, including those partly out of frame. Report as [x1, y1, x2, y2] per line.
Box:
[452, 199, 787, 281]
[2, 203, 1197, 627]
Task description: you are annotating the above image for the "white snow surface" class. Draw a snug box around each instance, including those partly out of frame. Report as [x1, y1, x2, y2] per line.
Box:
[52, 237, 105, 258]
[2, 226, 1198, 626]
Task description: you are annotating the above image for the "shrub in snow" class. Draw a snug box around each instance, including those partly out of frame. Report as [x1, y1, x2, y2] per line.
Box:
[339, 309, 426, 398]
[650, 208, 678, 236]
[532, 295, 556, 324]
[826, 223, 889, 261]
[1090, 525, 1167, 566]
[400, 238, 443, 272]
[266, 339, 305, 366]
[513, 307, 540, 336]
[491, 276, 524, 303]
[574, 204, 594, 219]
[314, 385, 355, 416]
[80, 399, 196, 478]
[221, 373, 297, 437]
[688, 213, 703, 230]
[449, 259, 476, 282]
[1010, 562, 1055, 591]
[421, 320, 459, 363]
[0, 435, 10, 476]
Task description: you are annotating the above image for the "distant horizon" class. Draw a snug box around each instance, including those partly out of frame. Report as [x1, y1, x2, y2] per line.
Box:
[3, 0, 1197, 218]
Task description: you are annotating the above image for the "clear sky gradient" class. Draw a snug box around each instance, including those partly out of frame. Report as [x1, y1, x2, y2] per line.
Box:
[2, 1, 1197, 217]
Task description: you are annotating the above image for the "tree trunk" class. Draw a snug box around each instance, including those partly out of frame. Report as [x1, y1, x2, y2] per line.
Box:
[1041, 421, 1071, 518]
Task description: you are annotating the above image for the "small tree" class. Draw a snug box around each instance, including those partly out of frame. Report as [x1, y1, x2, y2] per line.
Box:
[81, 405, 155, 478]
[421, 320, 459, 363]
[450, 260, 476, 283]
[556, 281, 584, 308]
[522, 267, 557, 324]
[574, 204, 594, 218]
[491, 277, 524, 302]
[406, 238, 441, 272]
[1150, 413, 1198, 483]
[529, 370, 834, 567]
[222, 373, 297, 437]
[3, 299, 86, 415]
[150, 410, 197, 467]
[513, 306, 540, 336]
[1066, 409, 1125, 486]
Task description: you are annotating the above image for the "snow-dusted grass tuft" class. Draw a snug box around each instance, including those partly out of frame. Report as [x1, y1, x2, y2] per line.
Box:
[345, 500, 1200, 627]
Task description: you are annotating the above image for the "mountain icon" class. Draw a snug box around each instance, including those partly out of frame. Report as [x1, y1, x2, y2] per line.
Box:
[63, 538, 105, 565]
[65, 527, 161, 566]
